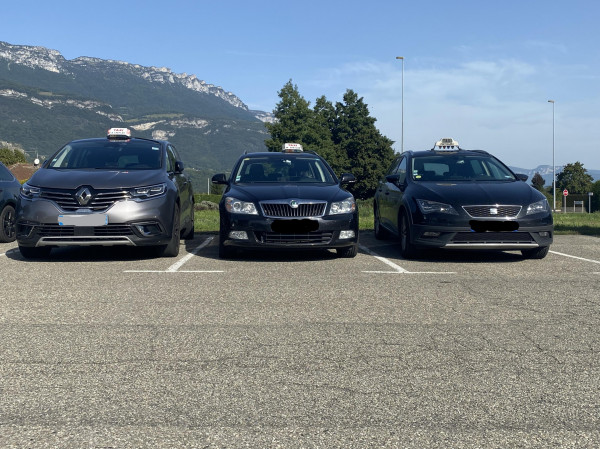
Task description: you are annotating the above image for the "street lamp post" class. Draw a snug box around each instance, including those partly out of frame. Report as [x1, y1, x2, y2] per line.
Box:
[548, 100, 555, 212]
[396, 56, 404, 153]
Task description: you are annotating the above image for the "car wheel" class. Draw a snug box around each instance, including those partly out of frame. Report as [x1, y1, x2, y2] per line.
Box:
[521, 246, 550, 259]
[19, 245, 52, 259]
[399, 211, 417, 259]
[373, 203, 388, 240]
[0, 204, 16, 243]
[157, 204, 181, 257]
[182, 207, 195, 240]
[336, 243, 358, 258]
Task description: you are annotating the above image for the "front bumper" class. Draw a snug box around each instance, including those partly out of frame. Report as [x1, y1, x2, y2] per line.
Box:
[16, 197, 174, 248]
[221, 212, 359, 250]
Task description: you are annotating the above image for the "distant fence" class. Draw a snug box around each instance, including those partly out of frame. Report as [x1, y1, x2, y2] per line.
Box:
[554, 193, 593, 212]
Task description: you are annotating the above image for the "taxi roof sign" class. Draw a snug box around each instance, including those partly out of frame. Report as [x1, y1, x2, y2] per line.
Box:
[107, 128, 132, 140]
[433, 137, 459, 150]
[282, 143, 303, 153]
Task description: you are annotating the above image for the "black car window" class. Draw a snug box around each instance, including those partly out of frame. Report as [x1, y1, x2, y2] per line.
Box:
[234, 156, 336, 184]
[0, 162, 15, 181]
[48, 140, 162, 170]
[411, 154, 516, 182]
[166, 145, 178, 173]
[386, 156, 403, 176]
[396, 157, 407, 184]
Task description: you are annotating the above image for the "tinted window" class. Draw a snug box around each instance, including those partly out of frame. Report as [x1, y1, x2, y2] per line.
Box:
[48, 140, 162, 170]
[234, 156, 336, 184]
[0, 163, 15, 182]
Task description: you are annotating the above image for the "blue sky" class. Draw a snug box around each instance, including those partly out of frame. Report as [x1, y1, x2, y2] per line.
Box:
[2, 0, 599, 170]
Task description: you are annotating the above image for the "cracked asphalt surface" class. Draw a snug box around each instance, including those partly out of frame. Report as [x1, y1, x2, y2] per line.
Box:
[1, 233, 599, 448]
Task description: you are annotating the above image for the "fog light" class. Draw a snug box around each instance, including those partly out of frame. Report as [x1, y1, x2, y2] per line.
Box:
[539, 231, 550, 238]
[422, 231, 441, 237]
[229, 231, 249, 240]
[339, 230, 355, 239]
[135, 223, 162, 236]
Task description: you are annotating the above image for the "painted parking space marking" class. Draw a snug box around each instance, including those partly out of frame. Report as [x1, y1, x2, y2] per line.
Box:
[360, 245, 456, 274]
[550, 250, 600, 265]
[125, 236, 223, 273]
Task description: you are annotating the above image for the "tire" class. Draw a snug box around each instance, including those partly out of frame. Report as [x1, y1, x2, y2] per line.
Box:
[399, 211, 418, 259]
[521, 246, 550, 259]
[373, 203, 388, 240]
[19, 245, 52, 259]
[182, 206, 195, 240]
[0, 204, 16, 243]
[157, 204, 180, 257]
[336, 243, 358, 258]
[218, 226, 235, 259]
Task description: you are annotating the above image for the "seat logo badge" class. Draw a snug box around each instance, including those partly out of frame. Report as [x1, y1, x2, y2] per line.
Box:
[290, 200, 299, 209]
[489, 207, 498, 215]
[76, 187, 93, 206]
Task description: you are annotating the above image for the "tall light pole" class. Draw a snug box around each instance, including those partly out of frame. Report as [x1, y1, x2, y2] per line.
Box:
[396, 56, 404, 153]
[548, 100, 555, 211]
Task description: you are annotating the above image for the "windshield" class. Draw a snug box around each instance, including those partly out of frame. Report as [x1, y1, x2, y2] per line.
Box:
[411, 154, 516, 182]
[47, 140, 162, 170]
[233, 156, 336, 184]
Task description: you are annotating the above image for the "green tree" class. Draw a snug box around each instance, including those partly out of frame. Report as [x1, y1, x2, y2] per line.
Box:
[531, 172, 545, 192]
[0, 147, 28, 166]
[332, 90, 395, 199]
[556, 161, 594, 194]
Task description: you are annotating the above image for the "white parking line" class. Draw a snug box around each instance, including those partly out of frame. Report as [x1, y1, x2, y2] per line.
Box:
[550, 250, 600, 265]
[125, 236, 224, 273]
[359, 245, 456, 275]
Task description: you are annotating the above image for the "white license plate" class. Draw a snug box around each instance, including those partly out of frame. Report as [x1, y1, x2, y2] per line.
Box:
[58, 214, 108, 226]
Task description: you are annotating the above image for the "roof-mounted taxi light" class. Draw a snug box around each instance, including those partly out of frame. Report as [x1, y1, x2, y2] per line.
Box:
[282, 143, 303, 153]
[107, 128, 132, 140]
[433, 137, 459, 151]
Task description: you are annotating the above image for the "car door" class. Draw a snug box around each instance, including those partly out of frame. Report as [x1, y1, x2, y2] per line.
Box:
[166, 144, 193, 225]
[383, 155, 407, 235]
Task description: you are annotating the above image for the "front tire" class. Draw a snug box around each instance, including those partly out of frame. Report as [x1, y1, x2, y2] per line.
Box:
[157, 204, 181, 257]
[373, 203, 388, 240]
[399, 211, 418, 259]
[336, 243, 358, 258]
[521, 246, 549, 259]
[0, 204, 16, 243]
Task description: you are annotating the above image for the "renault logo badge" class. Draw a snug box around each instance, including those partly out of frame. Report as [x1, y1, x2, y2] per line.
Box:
[76, 187, 93, 206]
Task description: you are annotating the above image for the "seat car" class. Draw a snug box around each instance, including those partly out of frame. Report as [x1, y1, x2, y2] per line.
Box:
[373, 138, 553, 259]
[212, 143, 359, 258]
[0, 161, 21, 243]
[16, 128, 194, 258]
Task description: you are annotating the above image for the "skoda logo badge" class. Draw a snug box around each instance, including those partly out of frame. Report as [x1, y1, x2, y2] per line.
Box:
[76, 187, 93, 206]
[290, 200, 299, 209]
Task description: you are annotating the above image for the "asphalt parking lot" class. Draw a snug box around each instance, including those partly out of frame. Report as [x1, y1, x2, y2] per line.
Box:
[1, 233, 599, 448]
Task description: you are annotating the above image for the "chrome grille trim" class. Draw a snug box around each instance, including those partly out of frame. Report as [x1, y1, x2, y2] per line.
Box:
[260, 200, 327, 218]
[39, 188, 131, 212]
[462, 205, 522, 218]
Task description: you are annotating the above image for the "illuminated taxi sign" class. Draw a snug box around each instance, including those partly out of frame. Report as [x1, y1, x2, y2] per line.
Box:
[107, 127, 132, 140]
[433, 137, 459, 150]
[282, 143, 303, 153]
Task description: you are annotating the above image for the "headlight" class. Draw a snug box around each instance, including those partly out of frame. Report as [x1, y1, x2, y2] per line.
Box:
[20, 182, 41, 199]
[526, 199, 549, 215]
[131, 183, 166, 199]
[330, 198, 356, 215]
[416, 199, 459, 215]
[225, 197, 258, 215]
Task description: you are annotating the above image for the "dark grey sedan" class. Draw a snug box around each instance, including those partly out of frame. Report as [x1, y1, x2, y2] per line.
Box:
[16, 128, 194, 258]
[0, 161, 20, 243]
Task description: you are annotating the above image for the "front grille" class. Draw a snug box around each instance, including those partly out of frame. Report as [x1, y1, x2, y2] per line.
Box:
[463, 205, 522, 218]
[36, 224, 135, 237]
[260, 201, 327, 218]
[40, 188, 131, 212]
[256, 231, 333, 244]
[451, 232, 534, 244]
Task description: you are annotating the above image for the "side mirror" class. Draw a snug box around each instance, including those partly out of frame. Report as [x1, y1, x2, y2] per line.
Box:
[515, 173, 528, 182]
[175, 161, 185, 174]
[212, 173, 228, 185]
[339, 173, 356, 185]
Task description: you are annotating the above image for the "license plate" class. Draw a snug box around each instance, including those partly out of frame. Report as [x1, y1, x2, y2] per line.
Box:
[58, 214, 108, 226]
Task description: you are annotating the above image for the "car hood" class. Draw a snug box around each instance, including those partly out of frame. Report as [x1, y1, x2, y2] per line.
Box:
[227, 183, 352, 203]
[413, 180, 543, 205]
[27, 169, 165, 189]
